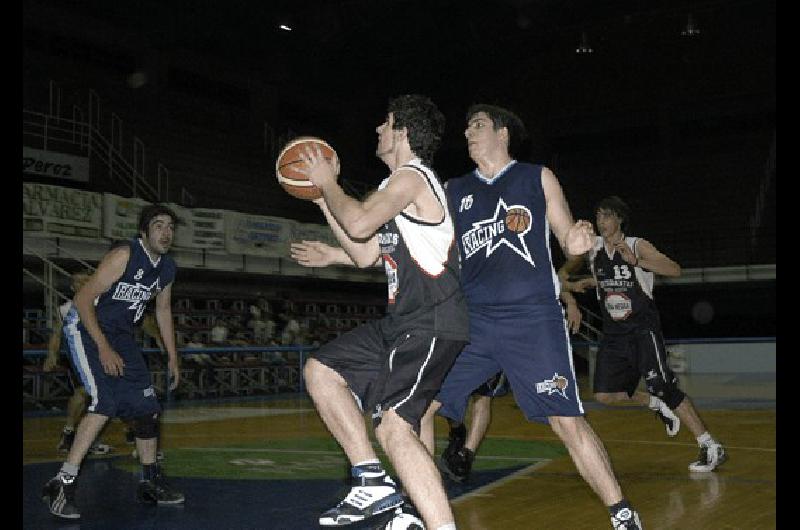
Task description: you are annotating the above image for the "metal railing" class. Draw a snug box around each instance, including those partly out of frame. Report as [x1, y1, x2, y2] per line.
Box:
[22, 345, 316, 408]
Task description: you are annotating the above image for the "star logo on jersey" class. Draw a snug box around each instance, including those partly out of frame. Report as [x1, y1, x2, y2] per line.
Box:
[535, 372, 570, 399]
[111, 278, 160, 322]
[460, 198, 535, 267]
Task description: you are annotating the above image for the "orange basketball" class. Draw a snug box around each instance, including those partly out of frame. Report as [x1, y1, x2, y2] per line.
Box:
[275, 136, 337, 201]
[505, 208, 531, 233]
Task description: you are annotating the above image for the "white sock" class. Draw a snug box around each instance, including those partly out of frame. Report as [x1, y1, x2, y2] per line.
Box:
[696, 432, 714, 447]
[59, 462, 80, 477]
[648, 395, 662, 410]
[435, 524, 457, 530]
[354, 459, 380, 467]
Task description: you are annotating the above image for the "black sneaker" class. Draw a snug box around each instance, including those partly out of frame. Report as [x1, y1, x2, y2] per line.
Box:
[438, 447, 474, 483]
[56, 429, 75, 453]
[137, 473, 185, 505]
[42, 474, 80, 520]
[610, 507, 643, 529]
[441, 423, 466, 462]
[125, 427, 136, 445]
[319, 472, 404, 526]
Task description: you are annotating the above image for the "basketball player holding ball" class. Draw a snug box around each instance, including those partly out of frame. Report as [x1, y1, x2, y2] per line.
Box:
[425, 104, 644, 530]
[289, 95, 468, 530]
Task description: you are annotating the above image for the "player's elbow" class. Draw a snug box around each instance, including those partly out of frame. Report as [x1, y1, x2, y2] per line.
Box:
[353, 255, 376, 269]
[347, 218, 378, 240]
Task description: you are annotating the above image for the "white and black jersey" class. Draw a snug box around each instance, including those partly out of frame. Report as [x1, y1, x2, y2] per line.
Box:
[376, 159, 469, 341]
[589, 236, 661, 335]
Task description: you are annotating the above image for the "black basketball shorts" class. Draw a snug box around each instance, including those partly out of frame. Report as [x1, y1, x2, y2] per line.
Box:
[593, 328, 680, 398]
[311, 318, 466, 434]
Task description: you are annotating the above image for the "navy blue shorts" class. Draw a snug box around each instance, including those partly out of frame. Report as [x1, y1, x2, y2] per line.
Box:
[436, 306, 584, 424]
[473, 372, 510, 397]
[64, 323, 161, 419]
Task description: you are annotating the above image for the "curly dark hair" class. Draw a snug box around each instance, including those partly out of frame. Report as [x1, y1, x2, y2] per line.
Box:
[466, 104, 528, 157]
[595, 195, 631, 231]
[138, 204, 180, 235]
[387, 94, 445, 165]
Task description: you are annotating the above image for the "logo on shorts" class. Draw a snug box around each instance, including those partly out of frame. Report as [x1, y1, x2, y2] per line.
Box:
[536, 372, 570, 399]
[646, 369, 658, 380]
[143, 386, 156, 398]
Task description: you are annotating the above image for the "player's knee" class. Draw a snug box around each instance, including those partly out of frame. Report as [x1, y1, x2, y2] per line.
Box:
[647, 381, 685, 410]
[548, 415, 581, 439]
[303, 358, 337, 391]
[425, 400, 442, 417]
[132, 413, 160, 440]
[375, 410, 411, 445]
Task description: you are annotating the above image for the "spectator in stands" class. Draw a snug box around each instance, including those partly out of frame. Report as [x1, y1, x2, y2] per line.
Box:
[263, 310, 278, 345]
[210, 318, 230, 345]
[280, 311, 301, 345]
[247, 305, 270, 345]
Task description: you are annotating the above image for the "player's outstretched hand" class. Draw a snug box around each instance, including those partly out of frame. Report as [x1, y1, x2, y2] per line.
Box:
[566, 220, 595, 256]
[290, 240, 336, 268]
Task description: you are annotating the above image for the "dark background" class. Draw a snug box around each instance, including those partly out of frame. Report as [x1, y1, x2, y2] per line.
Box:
[22, 0, 775, 339]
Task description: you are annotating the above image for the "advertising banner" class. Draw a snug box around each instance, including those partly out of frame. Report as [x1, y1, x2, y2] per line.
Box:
[23, 182, 102, 237]
[225, 212, 295, 257]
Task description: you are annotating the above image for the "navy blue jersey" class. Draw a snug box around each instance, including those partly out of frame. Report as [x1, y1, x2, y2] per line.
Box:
[589, 236, 661, 334]
[78, 238, 176, 338]
[446, 162, 561, 311]
[376, 159, 469, 340]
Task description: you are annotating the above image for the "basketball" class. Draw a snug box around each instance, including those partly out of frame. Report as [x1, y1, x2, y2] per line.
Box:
[505, 207, 531, 233]
[275, 136, 337, 201]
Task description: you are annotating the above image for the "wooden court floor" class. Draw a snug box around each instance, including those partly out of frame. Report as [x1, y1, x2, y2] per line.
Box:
[23, 374, 776, 529]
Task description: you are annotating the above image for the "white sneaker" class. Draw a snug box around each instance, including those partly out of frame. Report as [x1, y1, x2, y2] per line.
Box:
[688, 442, 728, 472]
[319, 472, 404, 526]
[652, 402, 680, 437]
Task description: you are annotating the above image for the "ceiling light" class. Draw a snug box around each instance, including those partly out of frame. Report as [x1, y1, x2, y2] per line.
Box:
[576, 31, 593, 54]
[681, 14, 700, 37]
